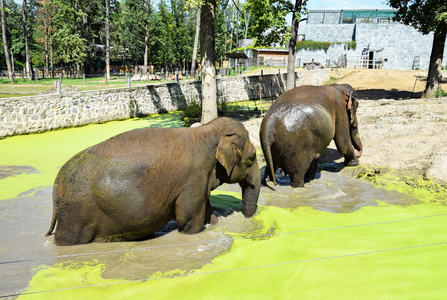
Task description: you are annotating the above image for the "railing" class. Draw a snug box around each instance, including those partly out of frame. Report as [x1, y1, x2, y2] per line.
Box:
[346, 55, 383, 69]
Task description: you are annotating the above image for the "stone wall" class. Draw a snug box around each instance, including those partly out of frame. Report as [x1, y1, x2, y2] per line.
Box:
[0, 69, 330, 138]
[305, 22, 447, 70]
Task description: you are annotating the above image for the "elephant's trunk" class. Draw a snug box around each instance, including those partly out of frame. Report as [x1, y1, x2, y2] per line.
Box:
[350, 126, 363, 158]
[240, 161, 261, 218]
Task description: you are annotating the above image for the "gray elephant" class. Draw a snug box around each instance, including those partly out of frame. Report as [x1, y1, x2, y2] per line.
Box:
[46, 117, 260, 246]
[260, 84, 363, 188]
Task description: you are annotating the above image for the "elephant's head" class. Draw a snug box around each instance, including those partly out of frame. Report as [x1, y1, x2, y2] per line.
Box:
[215, 120, 260, 217]
[340, 84, 363, 158]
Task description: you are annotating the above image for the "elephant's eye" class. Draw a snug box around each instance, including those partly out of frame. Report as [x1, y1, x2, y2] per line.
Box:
[247, 154, 256, 166]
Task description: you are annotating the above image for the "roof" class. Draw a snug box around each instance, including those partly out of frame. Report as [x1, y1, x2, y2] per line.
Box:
[226, 53, 248, 59]
[308, 9, 396, 18]
[253, 48, 289, 53]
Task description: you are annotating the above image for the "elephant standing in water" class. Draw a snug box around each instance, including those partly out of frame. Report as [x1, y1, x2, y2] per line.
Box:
[260, 84, 363, 188]
[46, 117, 260, 246]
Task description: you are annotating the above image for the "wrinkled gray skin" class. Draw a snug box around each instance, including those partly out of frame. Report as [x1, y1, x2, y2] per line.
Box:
[260, 84, 363, 188]
[46, 117, 261, 246]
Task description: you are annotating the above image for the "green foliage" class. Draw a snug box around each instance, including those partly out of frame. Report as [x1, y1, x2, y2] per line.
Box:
[387, 0, 447, 35]
[435, 87, 447, 98]
[296, 40, 357, 53]
[296, 40, 330, 52]
[245, 0, 291, 46]
[182, 102, 202, 121]
[334, 41, 357, 51]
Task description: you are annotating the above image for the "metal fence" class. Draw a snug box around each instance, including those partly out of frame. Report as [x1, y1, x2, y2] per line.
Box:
[343, 55, 383, 69]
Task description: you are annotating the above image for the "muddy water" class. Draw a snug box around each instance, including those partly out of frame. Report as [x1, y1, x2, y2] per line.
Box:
[0, 161, 414, 297]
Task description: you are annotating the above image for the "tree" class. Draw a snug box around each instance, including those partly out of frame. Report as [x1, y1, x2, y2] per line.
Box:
[245, 0, 290, 46]
[22, 0, 35, 80]
[51, 0, 87, 74]
[200, 0, 217, 124]
[286, 0, 306, 91]
[1, 0, 14, 82]
[36, 0, 55, 77]
[105, 0, 110, 80]
[388, 0, 447, 98]
[143, 0, 150, 75]
[190, 5, 200, 78]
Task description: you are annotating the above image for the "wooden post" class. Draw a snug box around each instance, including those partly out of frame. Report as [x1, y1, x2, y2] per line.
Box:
[259, 82, 263, 117]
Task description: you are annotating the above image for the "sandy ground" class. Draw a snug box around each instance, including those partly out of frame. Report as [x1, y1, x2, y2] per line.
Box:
[243, 68, 447, 186]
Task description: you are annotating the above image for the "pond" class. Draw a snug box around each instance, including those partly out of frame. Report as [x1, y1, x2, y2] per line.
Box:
[1, 112, 446, 299]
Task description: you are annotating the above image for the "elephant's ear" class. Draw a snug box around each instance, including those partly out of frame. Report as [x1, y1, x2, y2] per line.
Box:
[216, 133, 243, 177]
[345, 91, 355, 123]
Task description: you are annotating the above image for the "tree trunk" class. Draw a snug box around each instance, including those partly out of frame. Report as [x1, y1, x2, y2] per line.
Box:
[423, 27, 446, 98]
[200, 0, 218, 124]
[1, 0, 14, 82]
[143, 0, 150, 76]
[23, 0, 35, 81]
[286, 0, 303, 91]
[105, 0, 110, 80]
[50, 20, 54, 78]
[44, 21, 49, 77]
[191, 6, 201, 79]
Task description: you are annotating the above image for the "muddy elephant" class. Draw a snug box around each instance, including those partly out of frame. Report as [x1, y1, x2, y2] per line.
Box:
[260, 84, 363, 188]
[46, 117, 261, 246]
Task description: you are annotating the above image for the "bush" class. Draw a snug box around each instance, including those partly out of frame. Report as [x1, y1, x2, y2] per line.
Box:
[181, 102, 202, 126]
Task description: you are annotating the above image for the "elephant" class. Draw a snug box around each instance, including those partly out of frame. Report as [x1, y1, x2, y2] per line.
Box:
[45, 117, 260, 246]
[260, 84, 363, 188]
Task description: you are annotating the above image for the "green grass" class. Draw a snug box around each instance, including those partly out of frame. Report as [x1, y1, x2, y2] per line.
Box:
[0, 76, 167, 97]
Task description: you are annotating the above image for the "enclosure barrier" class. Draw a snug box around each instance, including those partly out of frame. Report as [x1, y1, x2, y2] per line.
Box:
[0, 69, 331, 138]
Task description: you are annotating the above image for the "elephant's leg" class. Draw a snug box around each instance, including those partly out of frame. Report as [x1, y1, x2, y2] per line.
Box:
[54, 218, 96, 246]
[205, 200, 218, 225]
[284, 154, 310, 188]
[304, 159, 318, 181]
[175, 188, 208, 234]
[334, 132, 359, 166]
[262, 164, 277, 185]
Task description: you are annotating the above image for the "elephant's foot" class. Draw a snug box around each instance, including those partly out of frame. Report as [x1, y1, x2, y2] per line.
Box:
[291, 181, 305, 188]
[345, 157, 359, 166]
[209, 213, 218, 225]
[290, 175, 305, 188]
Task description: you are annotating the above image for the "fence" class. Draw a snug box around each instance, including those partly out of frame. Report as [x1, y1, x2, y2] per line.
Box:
[345, 55, 383, 69]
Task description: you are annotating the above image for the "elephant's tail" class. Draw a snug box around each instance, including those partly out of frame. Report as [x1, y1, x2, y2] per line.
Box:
[45, 209, 57, 236]
[260, 122, 278, 186]
[45, 185, 58, 237]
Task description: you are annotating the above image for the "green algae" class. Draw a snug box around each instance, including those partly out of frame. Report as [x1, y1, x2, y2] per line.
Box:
[19, 171, 447, 299]
[21, 204, 447, 299]
[4, 113, 447, 299]
[347, 165, 447, 205]
[0, 112, 184, 201]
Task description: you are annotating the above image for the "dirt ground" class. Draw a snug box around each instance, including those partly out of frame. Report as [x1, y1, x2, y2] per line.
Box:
[243, 68, 447, 186]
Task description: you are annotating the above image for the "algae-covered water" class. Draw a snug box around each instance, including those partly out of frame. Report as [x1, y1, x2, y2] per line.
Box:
[0, 112, 446, 299]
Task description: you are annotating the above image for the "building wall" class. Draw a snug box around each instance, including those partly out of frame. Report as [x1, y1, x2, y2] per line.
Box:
[0, 69, 331, 138]
[296, 44, 358, 67]
[304, 22, 447, 70]
[305, 24, 355, 43]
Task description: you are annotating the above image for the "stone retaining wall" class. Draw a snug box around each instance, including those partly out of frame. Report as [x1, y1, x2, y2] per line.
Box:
[0, 69, 330, 138]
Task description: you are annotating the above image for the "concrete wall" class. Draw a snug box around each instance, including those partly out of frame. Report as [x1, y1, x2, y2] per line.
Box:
[305, 22, 447, 70]
[297, 44, 358, 67]
[0, 69, 331, 138]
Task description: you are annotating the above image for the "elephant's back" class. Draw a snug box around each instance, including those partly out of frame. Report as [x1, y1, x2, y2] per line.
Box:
[272, 104, 334, 145]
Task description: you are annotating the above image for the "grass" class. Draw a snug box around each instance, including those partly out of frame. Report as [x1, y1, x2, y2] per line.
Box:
[181, 99, 274, 126]
[0, 76, 168, 97]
